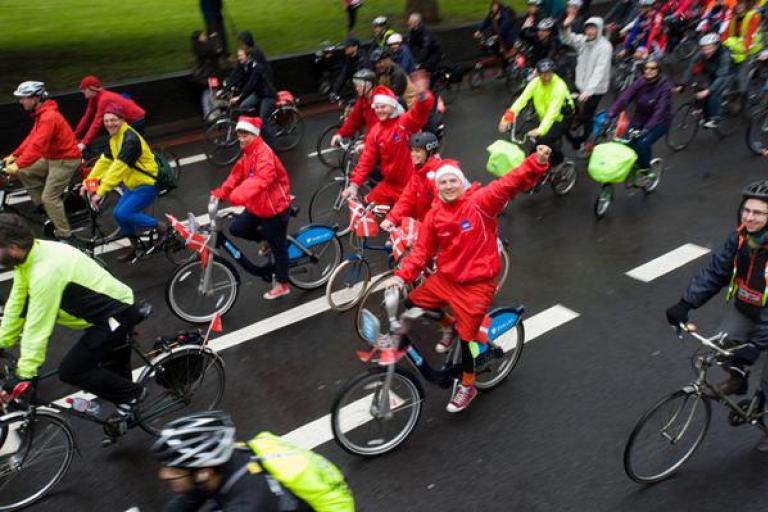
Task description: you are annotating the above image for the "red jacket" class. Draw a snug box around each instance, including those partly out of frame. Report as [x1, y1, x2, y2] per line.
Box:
[336, 94, 378, 140]
[211, 137, 291, 218]
[75, 90, 146, 146]
[386, 155, 444, 225]
[396, 154, 548, 284]
[350, 91, 435, 191]
[13, 100, 81, 169]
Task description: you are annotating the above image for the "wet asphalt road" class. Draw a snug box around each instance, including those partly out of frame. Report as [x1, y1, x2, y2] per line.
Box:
[5, 73, 768, 512]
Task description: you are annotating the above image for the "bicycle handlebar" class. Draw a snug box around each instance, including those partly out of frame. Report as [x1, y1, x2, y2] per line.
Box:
[675, 322, 750, 356]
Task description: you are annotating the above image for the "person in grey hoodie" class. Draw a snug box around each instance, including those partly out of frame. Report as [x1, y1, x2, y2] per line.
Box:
[561, 15, 612, 150]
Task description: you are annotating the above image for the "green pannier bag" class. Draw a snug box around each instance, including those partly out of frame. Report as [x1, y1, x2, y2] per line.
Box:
[247, 432, 355, 512]
[486, 139, 526, 178]
[587, 142, 637, 184]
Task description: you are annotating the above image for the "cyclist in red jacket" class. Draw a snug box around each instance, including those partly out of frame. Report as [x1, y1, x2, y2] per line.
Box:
[380, 131, 444, 231]
[331, 69, 379, 146]
[385, 146, 551, 413]
[342, 75, 435, 207]
[210, 116, 292, 300]
[75, 75, 146, 152]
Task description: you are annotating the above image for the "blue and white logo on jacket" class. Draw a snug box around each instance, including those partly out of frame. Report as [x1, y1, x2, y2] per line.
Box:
[460, 219, 471, 232]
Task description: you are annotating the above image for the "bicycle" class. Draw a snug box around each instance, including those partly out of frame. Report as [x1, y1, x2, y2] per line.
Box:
[165, 197, 343, 323]
[430, 62, 462, 105]
[611, 53, 643, 93]
[588, 123, 664, 219]
[331, 287, 524, 456]
[666, 80, 744, 151]
[204, 90, 305, 166]
[308, 138, 369, 237]
[623, 323, 767, 484]
[0, 305, 226, 511]
[507, 110, 577, 197]
[315, 98, 356, 169]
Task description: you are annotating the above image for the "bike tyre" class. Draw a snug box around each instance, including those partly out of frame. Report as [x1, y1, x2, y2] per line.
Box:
[165, 258, 240, 323]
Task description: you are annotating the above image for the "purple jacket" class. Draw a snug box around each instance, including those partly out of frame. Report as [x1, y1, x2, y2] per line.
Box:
[608, 75, 672, 131]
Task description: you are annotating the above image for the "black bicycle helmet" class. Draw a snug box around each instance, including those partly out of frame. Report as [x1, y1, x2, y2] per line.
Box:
[743, 180, 768, 202]
[537, 17, 556, 31]
[536, 58, 556, 73]
[150, 411, 236, 469]
[409, 131, 440, 153]
[352, 68, 376, 83]
[371, 47, 391, 62]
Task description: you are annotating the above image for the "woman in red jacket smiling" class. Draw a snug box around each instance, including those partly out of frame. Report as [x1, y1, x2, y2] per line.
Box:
[386, 146, 551, 413]
[211, 116, 292, 300]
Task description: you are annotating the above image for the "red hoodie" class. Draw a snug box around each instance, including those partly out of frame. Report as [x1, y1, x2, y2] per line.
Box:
[211, 137, 291, 218]
[75, 90, 146, 146]
[336, 95, 378, 140]
[350, 91, 435, 192]
[386, 155, 445, 225]
[396, 154, 548, 284]
[13, 100, 81, 169]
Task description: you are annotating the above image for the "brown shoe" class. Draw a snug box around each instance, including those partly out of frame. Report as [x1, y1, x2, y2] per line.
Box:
[717, 375, 748, 396]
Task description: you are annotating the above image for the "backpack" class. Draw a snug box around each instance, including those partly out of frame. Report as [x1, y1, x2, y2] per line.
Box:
[246, 432, 355, 512]
[587, 142, 637, 184]
[134, 150, 178, 192]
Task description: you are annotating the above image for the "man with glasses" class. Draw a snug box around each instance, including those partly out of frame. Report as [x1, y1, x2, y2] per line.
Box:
[607, 57, 672, 173]
[666, 180, 768, 453]
[675, 33, 733, 128]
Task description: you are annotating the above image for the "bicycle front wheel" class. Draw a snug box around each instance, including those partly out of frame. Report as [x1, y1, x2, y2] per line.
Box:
[0, 411, 75, 512]
[746, 108, 768, 155]
[624, 390, 711, 484]
[325, 258, 371, 311]
[166, 258, 239, 323]
[316, 124, 345, 169]
[356, 270, 395, 340]
[549, 160, 577, 196]
[270, 106, 305, 152]
[204, 119, 241, 167]
[666, 103, 699, 151]
[308, 180, 350, 236]
[288, 234, 343, 290]
[136, 346, 226, 435]
[475, 321, 524, 390]
[331, 367, 424, 457]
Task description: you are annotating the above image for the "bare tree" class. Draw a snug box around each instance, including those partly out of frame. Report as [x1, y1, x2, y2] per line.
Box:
[405, 0, 439, 23]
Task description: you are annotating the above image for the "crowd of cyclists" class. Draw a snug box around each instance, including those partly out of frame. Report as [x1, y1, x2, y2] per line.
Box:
[4, 0, 768, 508]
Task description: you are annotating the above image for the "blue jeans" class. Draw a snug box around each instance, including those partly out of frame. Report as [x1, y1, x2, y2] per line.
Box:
[629, 123, 668, 169]
[113, 185, 159, 236]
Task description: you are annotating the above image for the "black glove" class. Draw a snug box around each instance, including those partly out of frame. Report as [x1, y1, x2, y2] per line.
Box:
[666, 300, 692, 327]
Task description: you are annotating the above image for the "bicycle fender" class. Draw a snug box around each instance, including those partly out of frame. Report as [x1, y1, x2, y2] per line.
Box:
[485, 306, 525, 343]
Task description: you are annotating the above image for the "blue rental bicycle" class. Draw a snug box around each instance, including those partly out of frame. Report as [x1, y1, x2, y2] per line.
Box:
[165, 197, 342, 323]
[331, 287, 524, 456]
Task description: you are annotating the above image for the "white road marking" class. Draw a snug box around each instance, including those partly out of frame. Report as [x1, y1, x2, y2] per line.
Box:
[307, 147, 339, 158]
[0, 206, 244, 284]
[179, 153, 208, 166]
[625, 243, 710, 283]
[282, 303, 581, 450]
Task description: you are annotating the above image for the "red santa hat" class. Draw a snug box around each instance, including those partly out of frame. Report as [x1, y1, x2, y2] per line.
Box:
[371, 85, 404, 117]
[235, 116, 262, 136]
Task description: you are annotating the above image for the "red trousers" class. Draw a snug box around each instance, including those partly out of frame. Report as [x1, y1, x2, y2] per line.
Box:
[407, 272, 496, 341]
[364, 181, 404, 207]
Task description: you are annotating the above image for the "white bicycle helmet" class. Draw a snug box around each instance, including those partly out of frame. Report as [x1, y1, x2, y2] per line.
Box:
[537, 18, 557, 30]
[13, 81, 47, 98]
[386, 33, 404, 45]
[150, 411, 236, 469]
[639, 0, 656, 6]
[372, 16, 388, 27]
[699, 32, 720, 46]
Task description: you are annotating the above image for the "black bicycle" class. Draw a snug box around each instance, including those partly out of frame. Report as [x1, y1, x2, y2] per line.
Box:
[0, 305, 226, 511]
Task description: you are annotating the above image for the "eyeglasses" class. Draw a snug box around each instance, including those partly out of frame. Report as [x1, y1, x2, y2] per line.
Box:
[741, 207, 768, 218]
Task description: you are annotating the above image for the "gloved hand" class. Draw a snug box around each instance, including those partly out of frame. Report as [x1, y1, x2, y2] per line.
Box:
[666, 300, 692, 327]
[4, 163, 19, 174]
[2, 155, 16, 166]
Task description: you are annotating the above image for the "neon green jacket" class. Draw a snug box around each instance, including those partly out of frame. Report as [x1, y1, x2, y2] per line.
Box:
[508, 74, 574, 135]
[0, 240, 134, 378]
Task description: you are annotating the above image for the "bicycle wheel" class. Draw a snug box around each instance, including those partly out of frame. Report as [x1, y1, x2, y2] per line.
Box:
[70, 191, 121, 246]
[475, 321, 524, 390]
[746, 108, 768, 155]
[316, 124, 345, 169]
[594, 184, 613, 219]
[204, 119, 241, 167]
[331, 367, 424, 457]
[164, 232, 198, 266]
[270, 106, 305, 152]
[549, 160, 577, 196]
[308, 180, 350, 236]
[666, 103, 699, 151]
[624, 390, 711, 484]
[166, 258, 240, 323]
[495, 241, 510, 295]
[136, 346, 226, 435]
[325, 257, 371, 311]
[356, 270, 395, 340]
[155, 148, 182, 195]
[716, 91, 744, 138]
[675, 32, 697, 61]
[0, 411, 75, 512]
[288, 233, 343, 290]
[746, 66, 767, 115]
[643, 158, 663, 194]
